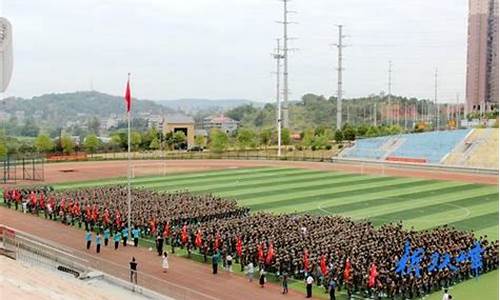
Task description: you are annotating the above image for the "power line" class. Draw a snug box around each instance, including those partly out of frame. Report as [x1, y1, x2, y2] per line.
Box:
[273, 38, 284, 156]
[335, 24, 346, 130]
[278, 0, 297, 129]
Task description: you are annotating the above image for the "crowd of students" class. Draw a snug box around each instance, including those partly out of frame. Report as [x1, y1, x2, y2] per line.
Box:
[3, 185, 498, 299]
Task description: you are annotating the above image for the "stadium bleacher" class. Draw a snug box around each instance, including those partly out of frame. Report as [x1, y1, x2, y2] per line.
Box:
[444, 128, 499, 169]
[390, 129, 471, 164]
[340, 136, 391, 160]
[342, 129, 474, 164]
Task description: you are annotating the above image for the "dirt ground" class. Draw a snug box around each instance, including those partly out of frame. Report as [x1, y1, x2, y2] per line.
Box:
[23, 159, 499, 185]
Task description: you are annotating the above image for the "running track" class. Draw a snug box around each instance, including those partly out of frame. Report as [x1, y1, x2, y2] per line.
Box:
[0, 207, 311, 300]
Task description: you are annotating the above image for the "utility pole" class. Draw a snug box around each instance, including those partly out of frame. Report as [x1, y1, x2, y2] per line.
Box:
[279, 0, 295, 129]
[434, 68, 439, 131]
[387, 60, 392, 125]
[404, 103, 407, 131]
[456, 93, 461, 129]
[335, 25, 346, 130]
[273, 38, 284, 157]
[373, 102, 377, 126]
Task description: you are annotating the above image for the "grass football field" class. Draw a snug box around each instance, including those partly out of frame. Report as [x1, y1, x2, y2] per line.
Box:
[54, 166, 499, 299]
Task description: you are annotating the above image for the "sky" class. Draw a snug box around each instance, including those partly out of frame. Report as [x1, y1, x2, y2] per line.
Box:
[1, 0, 468, 103]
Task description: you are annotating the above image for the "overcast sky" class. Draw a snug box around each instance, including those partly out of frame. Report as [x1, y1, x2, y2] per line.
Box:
[1, 0, 468, 102]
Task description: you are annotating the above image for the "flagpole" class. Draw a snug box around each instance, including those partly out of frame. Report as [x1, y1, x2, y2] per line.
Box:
[127, 73, 132, 239]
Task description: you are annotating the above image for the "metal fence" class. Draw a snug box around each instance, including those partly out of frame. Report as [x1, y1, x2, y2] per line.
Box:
[88, 149, 336, 163]
[0, 155, 45, 183]
[0, 224, 211, 300]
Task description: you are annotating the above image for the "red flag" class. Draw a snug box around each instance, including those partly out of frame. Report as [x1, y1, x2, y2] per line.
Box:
[214, 233, 221, 250]
[343, 258, 352, 281]
[162, 222, 170, 238]
[124, 75, 131, 112]
[257, 243, 264, 261]
[150, 219, 157, 235]
[236, 237, 243, 257]
[181, 224, 188, 244]
[368, 263, 378, 288]
[303, 249, 310, 272]
[320, 255, 328, 276]
[265, 242, 275, 265]
[195, 230, 203, 248]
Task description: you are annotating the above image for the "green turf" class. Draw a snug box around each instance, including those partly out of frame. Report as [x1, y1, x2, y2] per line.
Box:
[50, 167, 499, 300]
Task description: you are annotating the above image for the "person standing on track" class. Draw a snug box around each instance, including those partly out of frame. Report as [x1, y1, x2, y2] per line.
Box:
[162, 252, 169, 273]
[96, 232, 102, 254]
[122, 226, 128, 246]
[132, 226, 140, 247]
[156, 233, 164, 256]
[305, 273, 314, 298]
[129, 257, 138, 285]
[103, 227, 110, 247]
[282, 271, 289, 294]
[212, 251, 220, 274]
[85, 230, 92, 250]
[114, 230, 121, 250]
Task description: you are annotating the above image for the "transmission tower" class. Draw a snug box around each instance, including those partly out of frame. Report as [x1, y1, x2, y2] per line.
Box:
[335, 25, 346, 130]
[273, 38, 284, 156]
[278, 0, 296, 129]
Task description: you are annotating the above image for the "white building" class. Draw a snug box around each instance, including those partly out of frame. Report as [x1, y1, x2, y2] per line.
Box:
[0, 17, 13, 92]
[201, 114, 239, 134]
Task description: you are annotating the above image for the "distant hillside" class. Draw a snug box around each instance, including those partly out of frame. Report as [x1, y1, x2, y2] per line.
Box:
[156, 98, 265, 114]
[0, 90, 173, 124]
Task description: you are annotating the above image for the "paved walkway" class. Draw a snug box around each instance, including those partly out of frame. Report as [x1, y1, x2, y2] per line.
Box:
[0, 207, 312, 300]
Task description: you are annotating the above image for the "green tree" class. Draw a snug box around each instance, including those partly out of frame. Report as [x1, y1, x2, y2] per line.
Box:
[194, 135, 206, 147]
[209, 129, 229, 154]
[236, 128, 257, 150]
[334, 130, 344, 143]
[84, 134, 100, 153]
[356, 124, 369, 136]
[173, 131, 187, 149]
[61, 135, 75, 154]
[34, 134, 55, 153]
[259, 128, 273, 148]
[131, 131, 142, 151]
[108, 133, 122, 151]
[302, 128, 315, 148]
[312, 134, 328, 150]
[365, 126, 380, 137]
[281, 128, 291, 145]
[0, 142, 6, 158]
[149, 136, 160, 150]
[343, 126, 356, 141]
[0, 132, 6, 158]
